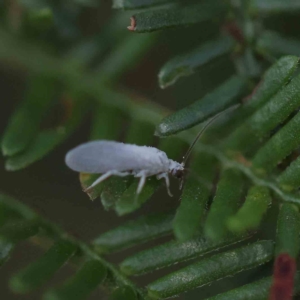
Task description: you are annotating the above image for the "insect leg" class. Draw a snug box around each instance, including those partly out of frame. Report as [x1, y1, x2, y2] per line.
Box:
[85, 170, 130, 192]
[157, 173, 173, 197]
[135, 171, 148, 194]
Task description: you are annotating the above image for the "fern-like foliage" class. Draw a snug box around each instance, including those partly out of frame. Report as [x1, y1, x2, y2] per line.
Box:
[2, 0, 300, 299]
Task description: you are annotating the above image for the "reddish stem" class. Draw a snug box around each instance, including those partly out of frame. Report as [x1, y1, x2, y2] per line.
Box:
[269, 253, 297, 300]
[222, 21, 244, 44]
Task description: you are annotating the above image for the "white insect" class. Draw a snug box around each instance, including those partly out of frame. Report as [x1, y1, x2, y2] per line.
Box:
[65, 111, 228, 196]
[65, 141, 182, 197]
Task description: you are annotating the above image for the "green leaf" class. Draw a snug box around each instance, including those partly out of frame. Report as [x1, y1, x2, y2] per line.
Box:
[225, 71, 300, 154]
[0, 220, 39, 243]
[206, 273, 300, 300]
[5, 131, 65, 171]
[44, 260, 107, 300]
[113, 0, 173, 9]
[80, 172, 131, 208]
[216, 55, 299, 136]
[158, 36, 235, 89]
[0, 202, 22, 227]
[79, 173, 105, 201]
[156, 76, 248, 136]
[252, 112, 300, 174]
[275, 203, 300, 258]
[173, 153, 216, 241]
[0, 193, 37, 220]
[147, 240, 274, 299]
[204, 169, 244, 241]
[227, 186, 271, 234]
[109, 286, 137, 300]
[101, 177, 133, 211]
[93, 211, 174, 253]
[115, 177, 161, 216]
[256, 31, 300, 57]
[277, 156, 300, 191]
[206, 277, 272, 300]
[90, 103, 123, 140]
[1, 76, 57, 156]
[120, 234, 249, 275]
[10, 240, 77, 293]
[130, 1, 225, 33]
[0, 195, 144, 299]
[250, 0, 300, 13]
[0, 240, 14, 267]
[5, 98, 90, 171]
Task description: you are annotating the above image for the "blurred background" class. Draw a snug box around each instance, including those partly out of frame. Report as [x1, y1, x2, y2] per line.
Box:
[1, 0, 298, 299]
[0, 1, 235, 299]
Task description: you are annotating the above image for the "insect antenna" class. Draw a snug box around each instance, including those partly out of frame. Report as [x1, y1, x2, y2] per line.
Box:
[182, 104, 240, 166]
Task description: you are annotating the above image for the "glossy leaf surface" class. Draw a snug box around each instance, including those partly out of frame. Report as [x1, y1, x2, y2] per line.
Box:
[120, 234, 249, 275]
[156, 76, 247, 136]
[226, 72, 300, 153]
[207, 273, 300, 300]
[277, 157, 300, 191]
[253, 111, 300, 174]
[147, 241, 274, 299]
[216, 55, 299, 135]
[131, 1, 224, 33]
[173, 153, 216, 241]
[275, 203, 300, 258]
[204, 169, 244, 241]
[227, 186, 271, 234]
[93, 212, 174, 253]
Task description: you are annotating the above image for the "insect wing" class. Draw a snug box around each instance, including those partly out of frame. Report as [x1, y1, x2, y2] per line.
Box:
[65, 141, 166, 174]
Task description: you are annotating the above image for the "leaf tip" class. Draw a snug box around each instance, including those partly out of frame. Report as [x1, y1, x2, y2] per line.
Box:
[158, 75, 168, 89]
[227, 217, 243, 234]
[1, 142, 21, 157]
[115, 206, 130, 216]
[147, 287, 161, 300]
[1, 145, 9, 156]
[127, 17, 136, 31]
[9, 275, 29, 294]
[4, 161, 18, 172]
[43, 291, 59, 300]
[119, 262, 134, 276]
[154, 123, 169, 137]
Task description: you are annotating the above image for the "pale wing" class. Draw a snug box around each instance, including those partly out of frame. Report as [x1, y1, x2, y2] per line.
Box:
[65, 140, 168, 173]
